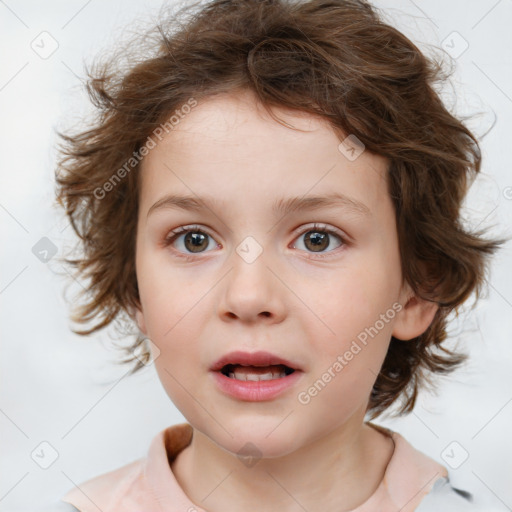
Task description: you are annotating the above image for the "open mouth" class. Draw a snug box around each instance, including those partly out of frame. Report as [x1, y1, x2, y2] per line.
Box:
[211, 352, 302, 400]
[220, 364, 295, 381]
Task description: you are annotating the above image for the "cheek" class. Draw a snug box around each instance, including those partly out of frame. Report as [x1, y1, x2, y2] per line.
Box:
[296, 256, 400, 407]
[136, 249, 211, 339]
[136, 254, 216, 371]
[309, 264, 399, 351]
[153, 357, 212, 432]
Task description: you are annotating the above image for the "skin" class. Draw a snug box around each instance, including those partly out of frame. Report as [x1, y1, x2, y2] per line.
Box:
[133, 89, 438, 512]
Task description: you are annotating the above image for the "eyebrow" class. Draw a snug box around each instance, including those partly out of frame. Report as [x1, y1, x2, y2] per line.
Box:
[146, 192, 371, 219]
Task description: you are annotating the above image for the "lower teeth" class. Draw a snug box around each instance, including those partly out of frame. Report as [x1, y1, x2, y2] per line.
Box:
[228, 372, 287, 381]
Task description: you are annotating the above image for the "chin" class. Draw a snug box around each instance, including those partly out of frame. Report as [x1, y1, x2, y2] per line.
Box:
[203, 414, 306, 460]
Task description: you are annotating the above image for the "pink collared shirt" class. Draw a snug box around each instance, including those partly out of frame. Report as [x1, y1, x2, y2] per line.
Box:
[61, 422, 456, 512]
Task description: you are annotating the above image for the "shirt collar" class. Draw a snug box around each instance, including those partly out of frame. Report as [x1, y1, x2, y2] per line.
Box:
[143, 422, 448, 512]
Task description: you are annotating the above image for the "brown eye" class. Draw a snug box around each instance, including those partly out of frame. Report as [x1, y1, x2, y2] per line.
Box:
[164, 226, 218, 255]
[293, 225, 344, 255]
[183, 232, 209, 253]
[303, 230, 330, 252]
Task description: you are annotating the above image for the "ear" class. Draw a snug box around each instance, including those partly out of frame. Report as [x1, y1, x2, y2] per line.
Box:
[392, 283, 438, 341]
[127, 304, 148, 336]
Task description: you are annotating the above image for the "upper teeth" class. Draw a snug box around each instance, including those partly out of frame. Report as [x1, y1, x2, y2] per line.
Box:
[229, 370, 287, 381]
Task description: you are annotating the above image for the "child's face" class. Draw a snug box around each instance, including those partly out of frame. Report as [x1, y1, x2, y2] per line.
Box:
[134, 89, 417, 457]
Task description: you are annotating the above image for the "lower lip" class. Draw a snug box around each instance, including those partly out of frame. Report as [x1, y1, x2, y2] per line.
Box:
[211, 370, 303, 401]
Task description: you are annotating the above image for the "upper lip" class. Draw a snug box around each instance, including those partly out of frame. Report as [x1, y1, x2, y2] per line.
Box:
[210, 350, 302, 371]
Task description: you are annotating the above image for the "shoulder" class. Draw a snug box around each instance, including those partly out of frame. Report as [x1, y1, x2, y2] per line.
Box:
[416, 477, 473, 510]
[416, 476, 507, 511]
[60, 458, 148, 512]
[368, 423, 503, 511]
[58, 424, 192, 512]
[38, 503, 82, 512]
[369, 424, 507, 512]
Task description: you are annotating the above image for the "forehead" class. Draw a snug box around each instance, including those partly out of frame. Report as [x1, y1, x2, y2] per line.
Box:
[138, 90, 390, 217]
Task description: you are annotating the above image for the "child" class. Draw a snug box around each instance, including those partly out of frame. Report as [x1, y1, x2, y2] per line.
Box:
[53, 0, 504, 510]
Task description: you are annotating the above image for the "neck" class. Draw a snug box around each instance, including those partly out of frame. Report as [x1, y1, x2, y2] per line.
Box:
[171, 418, 394, 512]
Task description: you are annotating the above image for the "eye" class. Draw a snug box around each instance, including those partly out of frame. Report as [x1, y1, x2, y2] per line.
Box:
[291, 223, 345, 256]
[163, 225, 219, 255]
[163, 223, 346, 259]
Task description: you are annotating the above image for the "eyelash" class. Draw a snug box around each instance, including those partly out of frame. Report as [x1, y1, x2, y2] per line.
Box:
[163, 223, 347, 261]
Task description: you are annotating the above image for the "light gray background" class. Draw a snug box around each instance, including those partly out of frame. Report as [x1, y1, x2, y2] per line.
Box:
[0, 1, 511, 510]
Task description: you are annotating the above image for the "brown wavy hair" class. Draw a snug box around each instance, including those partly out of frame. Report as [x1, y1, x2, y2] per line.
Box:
[54, 0, 504, 417]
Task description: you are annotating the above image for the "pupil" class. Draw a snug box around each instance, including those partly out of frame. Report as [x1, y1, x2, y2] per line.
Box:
[185, 232, 208, 252]
[306, 231, 328, 252]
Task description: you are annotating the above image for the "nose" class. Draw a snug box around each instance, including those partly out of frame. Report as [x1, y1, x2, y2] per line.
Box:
[217, 246, 286, 325]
